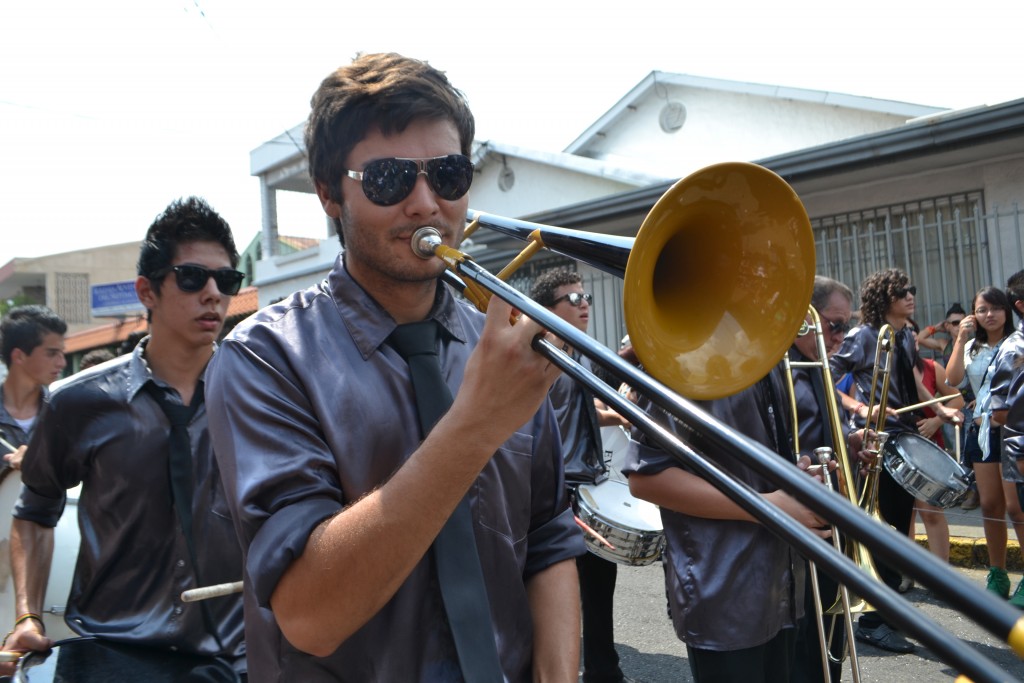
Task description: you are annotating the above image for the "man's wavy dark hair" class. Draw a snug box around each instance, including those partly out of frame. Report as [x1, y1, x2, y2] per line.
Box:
[529, 267, 581, 307]
[858, 268, 909, 329]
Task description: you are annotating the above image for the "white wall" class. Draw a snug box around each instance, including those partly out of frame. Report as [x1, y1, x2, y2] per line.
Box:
[582, 86, 915, 179]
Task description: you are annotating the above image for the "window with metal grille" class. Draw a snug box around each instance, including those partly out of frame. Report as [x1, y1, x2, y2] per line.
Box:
[54, 272, 90, 324]
[812, 191, 990, 326]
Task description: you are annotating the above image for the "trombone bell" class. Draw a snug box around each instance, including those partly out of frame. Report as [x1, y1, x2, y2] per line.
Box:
[624, 162, 815, 400]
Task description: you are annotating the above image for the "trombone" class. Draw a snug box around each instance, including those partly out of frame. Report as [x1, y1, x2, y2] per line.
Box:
[417, 162, 1024, 683]
[859, 324, 896, 512]
[784, 306, 882, 683]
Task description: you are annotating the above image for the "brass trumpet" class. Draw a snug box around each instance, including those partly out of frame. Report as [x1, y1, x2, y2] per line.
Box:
[415, 162, 1024, 683]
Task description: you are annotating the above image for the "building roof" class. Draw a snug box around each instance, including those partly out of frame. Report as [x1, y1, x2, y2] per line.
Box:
[472, 140, 672, 187]
[62, 286, 260, 355]
[277, 235, 320, 252]
[63, 316, 148, 354]
[226, 285, 258, 321]
[564, 71, 946, 155]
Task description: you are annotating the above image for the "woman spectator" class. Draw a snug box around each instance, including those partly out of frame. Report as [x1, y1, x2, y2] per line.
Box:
[918, 303, 966, 365]
[945, 287, 1024, 606]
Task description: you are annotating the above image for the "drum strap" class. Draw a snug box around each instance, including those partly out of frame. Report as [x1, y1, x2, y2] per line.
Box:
[143, 382, 226, 652]
[388, 321, 503, 683]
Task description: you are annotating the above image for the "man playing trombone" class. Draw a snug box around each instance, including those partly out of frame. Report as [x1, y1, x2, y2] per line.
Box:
[786, 276, 857, 683]
[206, 53, 584, 682]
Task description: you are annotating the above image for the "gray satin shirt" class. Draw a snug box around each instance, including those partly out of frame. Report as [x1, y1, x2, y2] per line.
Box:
[548, 353, 606, 485]
[830, 324, 920, 434]
[205, 255, 584, 683]
[14, 342, 245, 669]
[623, 366, 804, 650]
[1003, 369, 1024, 461]
[0, 384, 45, 451]
[788, 347, 851, 454]
[989, 322, 1024, 412]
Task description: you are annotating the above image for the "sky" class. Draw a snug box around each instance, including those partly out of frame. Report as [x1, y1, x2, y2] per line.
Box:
[2, 0, 1022, 263]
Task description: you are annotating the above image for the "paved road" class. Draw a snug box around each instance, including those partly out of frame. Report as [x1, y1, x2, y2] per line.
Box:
[597, 563, 1024, 682]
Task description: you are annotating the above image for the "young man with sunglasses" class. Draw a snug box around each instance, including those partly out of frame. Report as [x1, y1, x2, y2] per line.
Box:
[529, 267, 634, 683]
[1, 197, 247, 679]
[829, 268, 957, 652]
[205, 53, 583, 682]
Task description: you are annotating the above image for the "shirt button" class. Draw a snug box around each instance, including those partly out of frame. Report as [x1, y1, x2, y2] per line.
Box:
[176, 559, 185, 568]
[173, 606, 183, 616]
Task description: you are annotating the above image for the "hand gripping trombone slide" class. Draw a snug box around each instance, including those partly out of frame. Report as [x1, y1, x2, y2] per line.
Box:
[411, 162, 1024, 683]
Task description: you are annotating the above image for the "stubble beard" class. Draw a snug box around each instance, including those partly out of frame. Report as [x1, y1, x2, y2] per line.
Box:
[341, 207, 459, 285]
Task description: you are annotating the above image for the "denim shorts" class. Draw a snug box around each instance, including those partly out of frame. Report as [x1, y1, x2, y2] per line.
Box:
[964, 422, 1003, 465]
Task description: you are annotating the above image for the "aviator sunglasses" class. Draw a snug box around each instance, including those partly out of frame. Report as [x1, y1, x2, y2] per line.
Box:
[552, 292, 594, 307]
[823, 318, 851, 335]
[345, 155, 475, 207]
[151, 264, 245, 296]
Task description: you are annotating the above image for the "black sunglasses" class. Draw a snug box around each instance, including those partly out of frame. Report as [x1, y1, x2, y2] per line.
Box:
[151, 264, 245, 296]
[894, 285, 917, 299]
[345, 155, 474, 207]
[823, 318, 851, 335]
[552, 292, 593, 307]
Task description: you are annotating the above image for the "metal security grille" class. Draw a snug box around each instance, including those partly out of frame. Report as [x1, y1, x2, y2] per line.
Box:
[812, 193, 1024, 327]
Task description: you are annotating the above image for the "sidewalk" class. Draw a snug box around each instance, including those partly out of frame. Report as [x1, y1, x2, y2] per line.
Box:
[913, 502, 1023, 571]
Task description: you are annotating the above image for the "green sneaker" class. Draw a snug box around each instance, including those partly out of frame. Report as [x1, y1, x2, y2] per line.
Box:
[987, 566, 1011, 599]
[1011, 579, 1024, 609]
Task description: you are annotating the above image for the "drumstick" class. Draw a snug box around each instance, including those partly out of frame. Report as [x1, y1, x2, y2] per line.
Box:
[574, 516, 616, 550]
[181, 580, 243, 603]
[0, 436, 18, 455]
[0, 650, 21, 663]
[893, 393, 959, 415]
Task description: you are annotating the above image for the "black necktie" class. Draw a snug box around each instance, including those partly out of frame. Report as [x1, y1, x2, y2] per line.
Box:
[143, 381, 226, 651]
[388, 321, 503, 682]
[144, 381, 203, 557]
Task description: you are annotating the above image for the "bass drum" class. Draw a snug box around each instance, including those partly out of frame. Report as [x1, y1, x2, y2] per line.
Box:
[0, 468, 81, 642]
[12, 637, 240, 682]
[882, 432, 972, 508]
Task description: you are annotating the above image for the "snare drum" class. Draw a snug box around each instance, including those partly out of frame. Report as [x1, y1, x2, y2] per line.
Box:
[0, 469, 82, 642]
[882, 432, 972, 508]
[13, 637, 240, 682]
[575, 479, 665, 566]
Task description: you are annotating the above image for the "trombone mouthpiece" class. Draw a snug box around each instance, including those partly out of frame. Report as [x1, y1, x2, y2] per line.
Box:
[411, 227, 443, 259]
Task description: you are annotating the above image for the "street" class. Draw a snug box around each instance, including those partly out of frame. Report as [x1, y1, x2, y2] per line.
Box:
[603, 564, 1024, 682]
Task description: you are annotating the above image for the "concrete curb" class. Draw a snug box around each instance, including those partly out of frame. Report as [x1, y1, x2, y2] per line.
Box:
[915, 535, 1023, 571]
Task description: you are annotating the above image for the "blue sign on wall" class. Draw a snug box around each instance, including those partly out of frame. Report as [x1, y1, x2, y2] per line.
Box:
[91, 281, 144, 318]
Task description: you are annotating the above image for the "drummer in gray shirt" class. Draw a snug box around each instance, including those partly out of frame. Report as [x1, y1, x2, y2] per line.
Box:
[205, 53, 583, 683]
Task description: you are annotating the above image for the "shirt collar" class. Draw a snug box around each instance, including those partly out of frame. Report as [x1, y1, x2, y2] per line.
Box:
[125, 336, 211, 401]
[329, 254, 469, 360]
